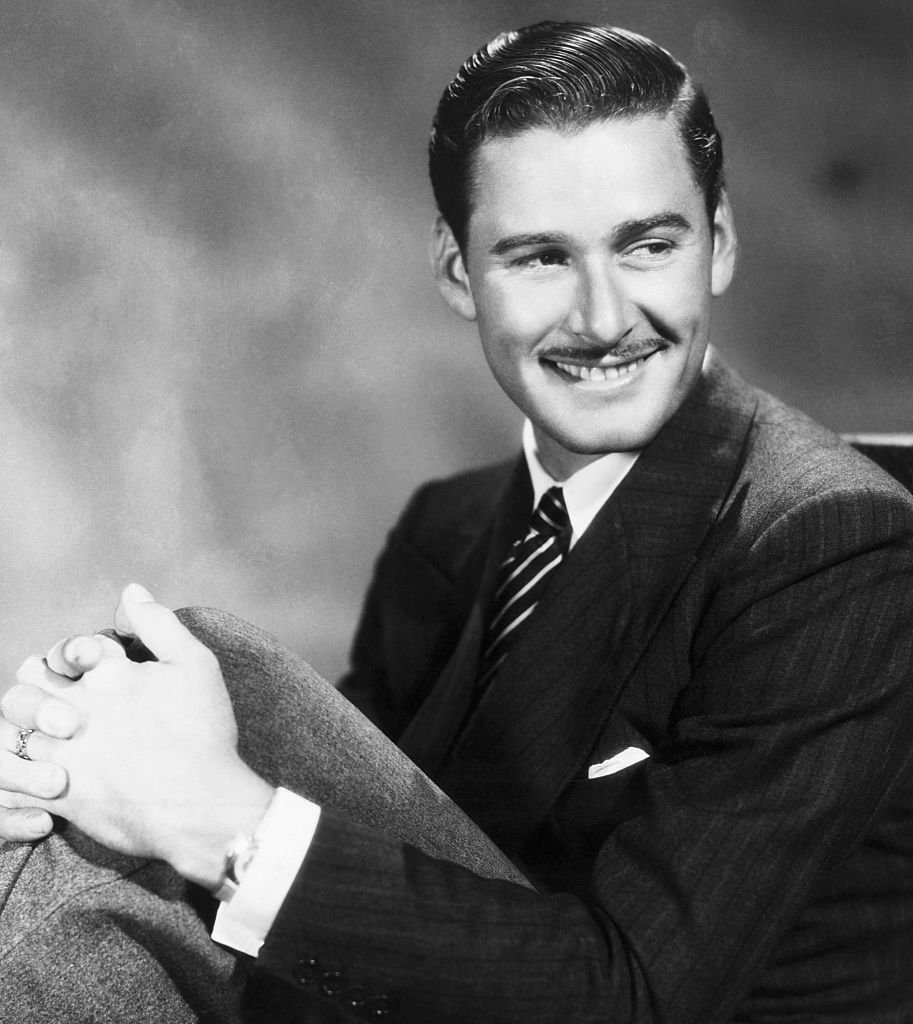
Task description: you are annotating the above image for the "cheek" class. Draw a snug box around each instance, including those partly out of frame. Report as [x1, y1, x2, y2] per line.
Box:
[643, 273, 710, 335]
[477, 283, 568, 352]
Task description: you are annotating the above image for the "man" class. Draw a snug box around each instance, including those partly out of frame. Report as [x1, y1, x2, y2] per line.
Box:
[2, 21, 913, 1024]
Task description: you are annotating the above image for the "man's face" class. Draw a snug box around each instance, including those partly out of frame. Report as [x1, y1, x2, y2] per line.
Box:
[436, 115, 736, 479]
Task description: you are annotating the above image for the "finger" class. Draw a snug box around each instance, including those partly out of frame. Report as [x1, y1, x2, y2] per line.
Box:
[1, 681, 81, 739]
[45, 635, 105, 679]
[0, 719, 68, 796]
[0, 726, 59, 767]
[0, 803, 54, 841]
[0, 735, 67, 798]
[112, 583, 155, 639]
[114, 584, 214, 666]
[95, 633, 130, 660]
[45, 634, 127, 678]
[16, 653, 82, 693]
[113, 582, 160, 638]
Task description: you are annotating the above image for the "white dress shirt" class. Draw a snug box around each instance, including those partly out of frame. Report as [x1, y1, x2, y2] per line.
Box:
[213, 426, 639, 956]
[521, 418, 638, 547]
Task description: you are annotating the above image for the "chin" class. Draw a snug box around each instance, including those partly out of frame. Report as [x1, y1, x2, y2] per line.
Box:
[572, 428, 656, 454]
[559, 404, 680, 455]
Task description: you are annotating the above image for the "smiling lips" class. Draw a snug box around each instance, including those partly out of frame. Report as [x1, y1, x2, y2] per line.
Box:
[547, 346, 660, 383]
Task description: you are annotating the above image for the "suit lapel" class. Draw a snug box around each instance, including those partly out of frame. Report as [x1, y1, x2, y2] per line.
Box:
[397, 458, 532, 775]
[435, 359, 760, 853]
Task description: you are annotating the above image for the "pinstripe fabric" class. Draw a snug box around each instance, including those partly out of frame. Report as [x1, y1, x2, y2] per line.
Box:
[5, 365, 909, 1023]
[314, 361, 913, 1023]
[476, 486, 570, 692]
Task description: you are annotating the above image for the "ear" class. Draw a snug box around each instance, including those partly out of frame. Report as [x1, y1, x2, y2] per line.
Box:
[430, 216, 477, 321]
[710, 192, 738, 297]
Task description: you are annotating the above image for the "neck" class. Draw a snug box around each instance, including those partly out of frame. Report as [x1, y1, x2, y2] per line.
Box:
[532, 428, 612, 481]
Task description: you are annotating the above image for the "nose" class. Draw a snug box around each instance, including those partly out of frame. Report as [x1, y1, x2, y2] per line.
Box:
[565, 258, 635, 346]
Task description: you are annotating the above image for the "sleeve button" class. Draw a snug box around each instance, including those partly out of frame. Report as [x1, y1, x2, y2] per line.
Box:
[319, 970, 346, 998]
[345, 985, 368, 1010]
[365, 994, 399, 1018]
[293, 957, 321, 986]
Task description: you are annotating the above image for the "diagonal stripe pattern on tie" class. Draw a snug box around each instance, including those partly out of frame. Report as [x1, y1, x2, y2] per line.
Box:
[477, 486, 570, 692]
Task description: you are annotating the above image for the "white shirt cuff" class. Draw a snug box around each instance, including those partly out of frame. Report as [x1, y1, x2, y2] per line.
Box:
[212, 787, 321, 957]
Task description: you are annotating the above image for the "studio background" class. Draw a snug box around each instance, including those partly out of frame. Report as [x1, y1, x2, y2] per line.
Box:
[0, 0, 910, 683]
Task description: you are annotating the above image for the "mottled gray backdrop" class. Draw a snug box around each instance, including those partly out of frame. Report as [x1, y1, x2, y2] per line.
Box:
[0, 0, 910, 683]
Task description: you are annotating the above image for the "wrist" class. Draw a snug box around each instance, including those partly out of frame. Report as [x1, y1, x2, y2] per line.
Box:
[213, 831, 261, 903]
[164, 760, 275, 891]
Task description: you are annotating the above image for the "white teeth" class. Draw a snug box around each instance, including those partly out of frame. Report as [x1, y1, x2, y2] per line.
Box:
[554, 356, 647, 381]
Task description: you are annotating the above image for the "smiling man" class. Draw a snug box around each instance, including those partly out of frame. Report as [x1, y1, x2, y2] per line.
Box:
[432, 115, 735, 472]
[2, 21, 913, 1024]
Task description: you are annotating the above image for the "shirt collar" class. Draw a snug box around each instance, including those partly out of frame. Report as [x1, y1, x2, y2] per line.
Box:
[521, 420, 639, 547]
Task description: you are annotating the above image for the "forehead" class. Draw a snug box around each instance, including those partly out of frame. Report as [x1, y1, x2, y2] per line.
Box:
[467, 115, 701, 240]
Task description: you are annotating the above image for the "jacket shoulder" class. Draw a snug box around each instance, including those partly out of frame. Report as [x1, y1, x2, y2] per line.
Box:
[392, 458, 518, 552]
[740, 388, 913, 515]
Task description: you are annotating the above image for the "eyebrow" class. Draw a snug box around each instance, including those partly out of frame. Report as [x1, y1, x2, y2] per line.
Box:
[613, 212, 692, 248]
[488, 212, 693, 257]
[489, 232, 570, 256]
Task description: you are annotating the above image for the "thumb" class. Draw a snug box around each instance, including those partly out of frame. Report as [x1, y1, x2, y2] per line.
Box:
[113, 584, 208, 665]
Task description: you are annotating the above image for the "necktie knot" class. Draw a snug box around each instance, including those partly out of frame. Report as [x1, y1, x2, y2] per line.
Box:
[527, 486, 570, 540]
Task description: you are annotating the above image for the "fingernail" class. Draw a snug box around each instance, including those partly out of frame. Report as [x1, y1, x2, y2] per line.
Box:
[124, 583, 155, 603]
[62, 636, 103, 674]
[42, 765, 68, 798]
[24, 809, 53, 837]
[113, 603, 135, 638]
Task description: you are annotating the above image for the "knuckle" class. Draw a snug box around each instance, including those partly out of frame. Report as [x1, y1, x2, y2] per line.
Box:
[14, 656, 45, 685]
[199, 647, 220, 671]
[0, 684, 25, 720]
[188, 644, 219, 674]
[0, 755, 28, 795]
[34, 764, 66, 799]
[1, 753, 63, 800]
[0, 806, 26, 831]
[36, 699, 78, 739]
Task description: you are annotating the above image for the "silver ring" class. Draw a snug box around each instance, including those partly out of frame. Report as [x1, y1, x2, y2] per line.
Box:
[14, 728, 35, 761]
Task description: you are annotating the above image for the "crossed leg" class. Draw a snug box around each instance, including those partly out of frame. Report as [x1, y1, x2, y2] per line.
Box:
[0, 606, 524, 1022]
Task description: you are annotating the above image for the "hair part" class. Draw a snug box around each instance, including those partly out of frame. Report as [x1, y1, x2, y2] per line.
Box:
[429, 22, 725, 250]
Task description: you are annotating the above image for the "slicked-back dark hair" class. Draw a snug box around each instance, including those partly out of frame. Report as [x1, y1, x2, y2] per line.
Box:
[429, 21, 725, 250]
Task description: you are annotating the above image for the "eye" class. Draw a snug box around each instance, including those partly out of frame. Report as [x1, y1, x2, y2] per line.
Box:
[626, 239, 674, 261]
[515, 249, 569, 270]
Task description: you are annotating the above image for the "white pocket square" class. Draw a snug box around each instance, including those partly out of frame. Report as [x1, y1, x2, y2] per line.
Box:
[588, 746, 650, 779]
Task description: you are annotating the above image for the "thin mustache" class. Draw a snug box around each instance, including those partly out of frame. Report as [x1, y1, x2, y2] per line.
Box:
[541, 339, 667, 362]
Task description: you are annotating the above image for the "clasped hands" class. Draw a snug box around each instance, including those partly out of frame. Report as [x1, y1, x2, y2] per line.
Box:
[0, 584, 273, 891]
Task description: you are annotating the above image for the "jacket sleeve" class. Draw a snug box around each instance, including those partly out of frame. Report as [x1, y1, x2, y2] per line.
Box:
[250, 486, 913, 1024]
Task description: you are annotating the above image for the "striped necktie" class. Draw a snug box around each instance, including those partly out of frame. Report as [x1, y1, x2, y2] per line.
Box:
[477, 486, 570, 692]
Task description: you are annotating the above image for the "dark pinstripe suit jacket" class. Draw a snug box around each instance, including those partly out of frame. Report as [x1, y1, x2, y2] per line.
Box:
[251, 358, 913, 1023]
